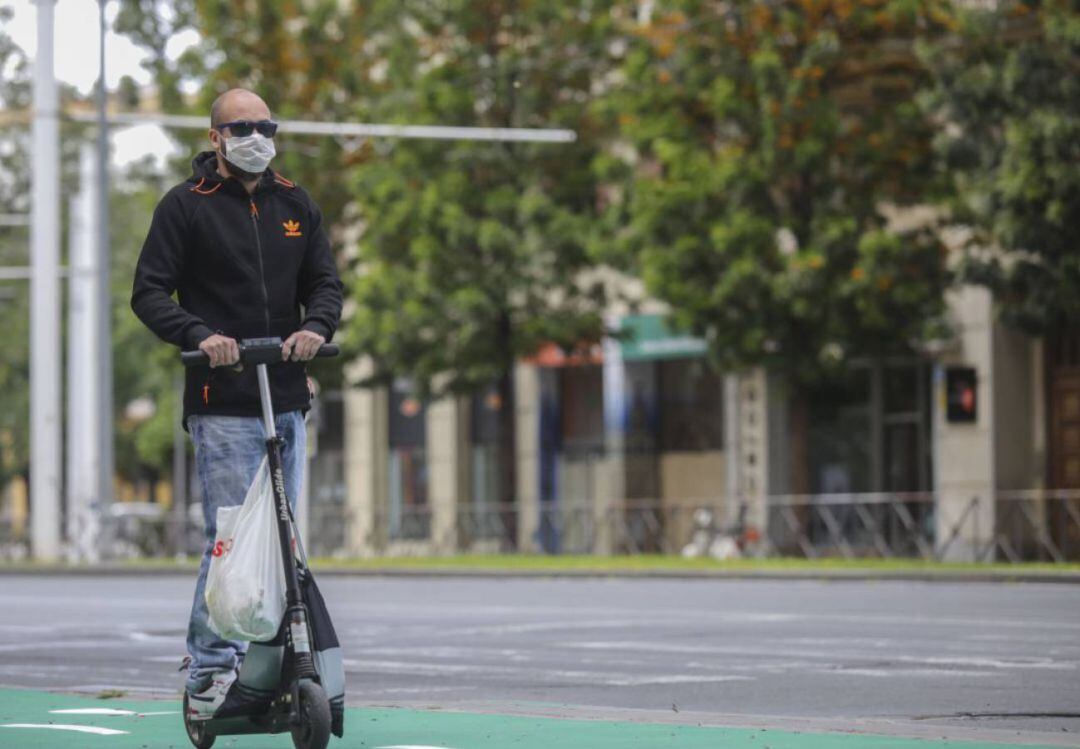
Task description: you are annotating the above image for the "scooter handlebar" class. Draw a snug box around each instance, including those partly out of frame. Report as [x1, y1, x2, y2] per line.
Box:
[180, 339, 340, 367]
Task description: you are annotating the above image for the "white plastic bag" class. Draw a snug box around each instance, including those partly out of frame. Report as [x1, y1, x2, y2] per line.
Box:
[205, 457, 287, 641]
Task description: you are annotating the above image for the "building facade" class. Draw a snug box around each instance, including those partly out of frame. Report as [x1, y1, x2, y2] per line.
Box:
[332, 298, 1075, 561]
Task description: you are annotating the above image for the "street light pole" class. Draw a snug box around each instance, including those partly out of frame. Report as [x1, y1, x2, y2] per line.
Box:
[97, 0, 114, 518]
[30, 0, 61, 561]
[67, 145, 102, 562]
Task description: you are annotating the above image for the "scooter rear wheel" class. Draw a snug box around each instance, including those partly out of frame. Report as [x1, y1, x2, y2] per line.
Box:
[291, 679, 332, 749]
[182, 692, 216, 749]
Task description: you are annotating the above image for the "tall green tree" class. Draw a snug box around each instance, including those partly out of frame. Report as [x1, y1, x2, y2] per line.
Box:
[109, 167, 183, 479]
[115, 0, 378, 391]
[114, 0, 372, 228]
[921, 0, 1080, 334]
[602, 0, 955, 378]
[114, 2, 621, 529]
[0, 7, 96, 486]
[0, 3, 32, 488]
[344, 1, 619, 537]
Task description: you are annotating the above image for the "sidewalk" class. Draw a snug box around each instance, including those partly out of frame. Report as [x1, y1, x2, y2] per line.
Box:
[2, 555, 1079, 583]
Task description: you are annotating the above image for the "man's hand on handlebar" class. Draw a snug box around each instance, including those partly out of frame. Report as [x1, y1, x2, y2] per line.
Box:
[198, 334, 240, 368]
[282, 329, 326, 362]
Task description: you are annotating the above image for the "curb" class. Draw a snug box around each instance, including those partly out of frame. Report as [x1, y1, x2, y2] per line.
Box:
[1, 564, 1079, 583]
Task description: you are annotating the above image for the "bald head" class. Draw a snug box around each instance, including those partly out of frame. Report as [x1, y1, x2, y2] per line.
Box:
[210, 88, 271, 130]
[207, 88, 275, 187]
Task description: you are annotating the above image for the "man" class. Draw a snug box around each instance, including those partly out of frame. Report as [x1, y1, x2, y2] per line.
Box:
[131, 88, 343, 712]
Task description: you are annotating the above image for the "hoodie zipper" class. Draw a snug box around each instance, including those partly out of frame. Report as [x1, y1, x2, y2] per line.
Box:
[249, 198, 272, 336]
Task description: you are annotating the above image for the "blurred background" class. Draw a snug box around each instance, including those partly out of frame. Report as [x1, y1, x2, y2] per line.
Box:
[1, 0, 1078, 565]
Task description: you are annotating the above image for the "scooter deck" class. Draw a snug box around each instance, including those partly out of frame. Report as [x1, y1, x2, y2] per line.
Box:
[193, 686, 292, 737]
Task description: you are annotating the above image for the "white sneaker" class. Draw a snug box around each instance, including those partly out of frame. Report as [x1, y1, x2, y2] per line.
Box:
[186, 669, 237, 721]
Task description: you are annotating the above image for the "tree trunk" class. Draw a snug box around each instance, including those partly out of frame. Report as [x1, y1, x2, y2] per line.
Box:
[789, 390, 811, 496]
[495, 367, 518, 550]
[495, 312, 518, 550]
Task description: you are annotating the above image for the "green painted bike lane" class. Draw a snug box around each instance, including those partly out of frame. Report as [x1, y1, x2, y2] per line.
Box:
[0, 689, 1062, 749]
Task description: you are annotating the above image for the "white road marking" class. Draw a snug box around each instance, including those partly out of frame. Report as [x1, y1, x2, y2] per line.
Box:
[0, 624, 63, 633]
[50, 708, 136, 716]
[1, 723, 130, 735]
[49, 708, 179, 717]
[63, 684, 179, 695]
[894, 655, 1077, 671]
[817, 668, 994, 678]
[0, 639, 132, 654]
[366, 686, 478, 695]
[348, 658, 754, 686]
[127, 631, 177, 643]
[563, 640, 1078, 672]
[604, 674, 753, 686]
[448, 619, 640, 636]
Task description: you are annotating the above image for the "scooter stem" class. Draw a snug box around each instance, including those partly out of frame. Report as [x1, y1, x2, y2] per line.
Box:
[256, 363, 277, 438]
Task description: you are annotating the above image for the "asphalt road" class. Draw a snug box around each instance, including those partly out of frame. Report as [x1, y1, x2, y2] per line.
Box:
[0, 575, 1077, 744]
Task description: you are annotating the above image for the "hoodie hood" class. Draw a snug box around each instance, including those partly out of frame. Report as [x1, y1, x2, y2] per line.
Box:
[188, 151, 281, 191]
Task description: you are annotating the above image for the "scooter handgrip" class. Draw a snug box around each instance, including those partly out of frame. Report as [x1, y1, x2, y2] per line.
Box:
[180, 350, 210, 366]
[317, 344, 340, 358]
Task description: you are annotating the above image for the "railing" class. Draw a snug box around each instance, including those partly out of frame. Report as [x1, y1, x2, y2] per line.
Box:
[334, 492, 1080, 562]
[0, 516, 29, 562]
[991, 490, 1080, 563]
[3, 489, 1079, 563]
[766, 492, 936, 560]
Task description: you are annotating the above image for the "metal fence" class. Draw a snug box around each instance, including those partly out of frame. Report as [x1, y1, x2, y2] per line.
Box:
[3, 489, 1080, 563]
[991, 490, 1080, 563]
[765, 492, 937, 559]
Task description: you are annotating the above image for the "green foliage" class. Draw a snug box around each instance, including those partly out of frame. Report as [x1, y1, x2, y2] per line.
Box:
[115, 0, 385, 390]
[117, 0, 619, 396]
[0, 3, 32, 484]
[343, 1, 618, 395]
[0, 10, 92, 482]
[603, 0, 955, 377]
[921, 0, 1080, 334]
[109, 174, 182, 475]
[0, 5, 178, 481]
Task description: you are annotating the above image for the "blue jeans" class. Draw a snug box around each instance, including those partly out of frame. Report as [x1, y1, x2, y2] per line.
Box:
[185, 411, 306, 693]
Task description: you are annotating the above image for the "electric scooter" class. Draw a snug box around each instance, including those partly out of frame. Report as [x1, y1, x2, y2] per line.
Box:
[180, 336, 341, 749]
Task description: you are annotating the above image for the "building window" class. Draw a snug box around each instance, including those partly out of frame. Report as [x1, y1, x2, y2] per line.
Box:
[559, 365, 604, 456]
[807, 368, 874, 494]
[470, 384, 502, 508]
[388, 380, 428, 540]
[658, 359, 724, 452]
[805, 362, 931, 494]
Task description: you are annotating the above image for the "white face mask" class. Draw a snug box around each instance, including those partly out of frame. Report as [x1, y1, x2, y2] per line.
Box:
[222, 133, 276, 174]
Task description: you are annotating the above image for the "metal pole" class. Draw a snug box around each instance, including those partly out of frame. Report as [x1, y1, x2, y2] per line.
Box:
[69, 111, 578, 144]
[96, 0, 114, 517]
[297, 396, 319, 552]
[256, 365, 277, 439]
[66, 145, 102, 562]
[171, 372, 187, 556]
[30, 0, 61, 561]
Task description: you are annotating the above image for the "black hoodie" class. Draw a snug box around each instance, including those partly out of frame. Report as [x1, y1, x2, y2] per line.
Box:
[131, 152, 344, 424]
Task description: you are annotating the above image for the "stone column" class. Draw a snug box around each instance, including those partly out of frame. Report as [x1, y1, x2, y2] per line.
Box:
[594, 332, 626, 555]
[734, 369, 769, 538]
[515, 362, 541, 553]
[426, 396, 468, 554]
[934, 286, 996, 561]
[343, 385, 388, 556]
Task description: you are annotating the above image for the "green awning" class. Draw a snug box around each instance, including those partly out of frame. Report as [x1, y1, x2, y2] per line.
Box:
[618, 314, 708, 361]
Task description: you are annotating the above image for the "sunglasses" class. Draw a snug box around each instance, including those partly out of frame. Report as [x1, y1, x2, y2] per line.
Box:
[216, 119, 279, 138]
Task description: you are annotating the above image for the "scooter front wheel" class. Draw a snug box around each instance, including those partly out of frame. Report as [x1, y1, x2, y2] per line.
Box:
[182, 692, 216, 749]
[291, 679, 332, 749]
